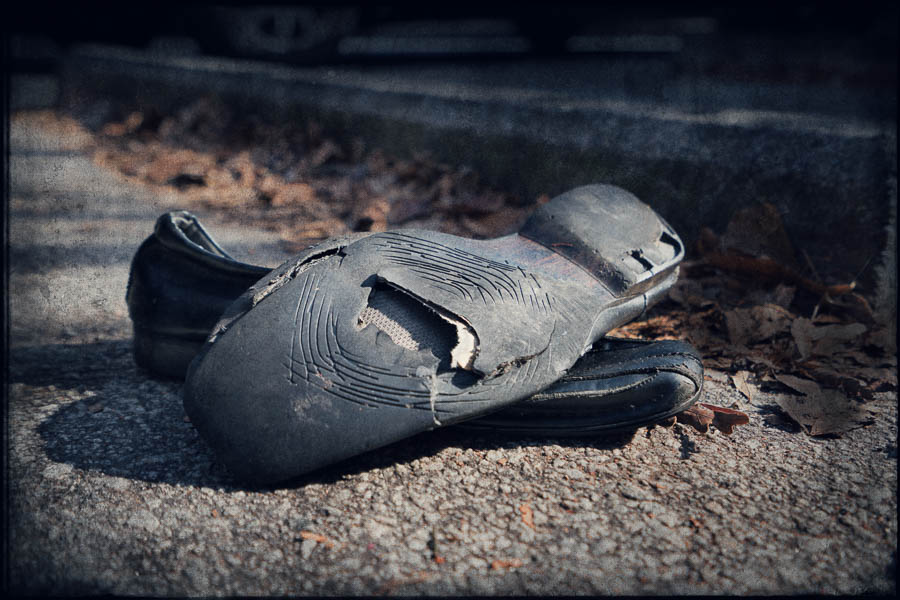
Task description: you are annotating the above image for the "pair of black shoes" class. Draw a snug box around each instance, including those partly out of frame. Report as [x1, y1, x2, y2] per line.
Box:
[128, 185, 703, 484]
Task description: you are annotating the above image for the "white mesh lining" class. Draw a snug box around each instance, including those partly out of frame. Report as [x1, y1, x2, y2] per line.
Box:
[359, 287, 456, 361]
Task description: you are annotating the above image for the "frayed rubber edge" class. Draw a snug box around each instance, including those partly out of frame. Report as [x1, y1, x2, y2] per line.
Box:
[376, 277, 481, 373]
[207, 247, 346, 346]
[251, 247, 346, 308]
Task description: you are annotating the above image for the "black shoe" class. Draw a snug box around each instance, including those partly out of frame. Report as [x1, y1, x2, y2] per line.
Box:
[126, 210, 272, 378]
[457, 336, 701, 436]
[175, 184, 692, 483]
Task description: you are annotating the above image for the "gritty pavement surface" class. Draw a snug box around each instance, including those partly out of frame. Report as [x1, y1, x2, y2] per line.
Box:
[7, 111, 897, 595]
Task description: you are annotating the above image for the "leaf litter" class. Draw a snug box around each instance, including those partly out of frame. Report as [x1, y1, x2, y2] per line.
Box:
[614, 204, 894, 436]
[59, 99, 895, 438]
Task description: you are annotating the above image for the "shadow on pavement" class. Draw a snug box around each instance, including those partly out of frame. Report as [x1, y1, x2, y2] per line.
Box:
[12, 341, 225, 488]
[276, 426, 638, 490]
[9, 243, 136, 274]
[15, 340, 640, 491]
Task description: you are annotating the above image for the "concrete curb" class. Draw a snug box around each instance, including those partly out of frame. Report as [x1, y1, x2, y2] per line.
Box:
[60, 44, 895, 281]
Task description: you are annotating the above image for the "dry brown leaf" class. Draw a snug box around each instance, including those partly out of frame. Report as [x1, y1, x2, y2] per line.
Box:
[675, 404, 715, 433]
[811, 323, 868, 356]
[772, 374, 875, 436]
[827, 292, 876, 325]
[865, 326, 898, 355]
[703, 355, 735, 370]
[851, 367, 898, 389]
[812, 313, 843, 324]
[676, 403, 749, 434]
[668, 279, 712, 309]
[721, 202, 800, 268]
[774, 373, 821, 396]
[803, 367, 877, 400]
[299, 531, 335, 549]
[867, 378, 898, 394]
[698, 402, 750, 435]
[840, 349, 891, 368]
[791, 318, 867, 361]
[730, 371, 754, 402]
[519, 504, 535, 530]
[744, 351, 780, 371]
[725, 304, 793, 346]
[791, 317, 815, 361]
[771, 284, 796, 309]
[491, 559, 524, 570]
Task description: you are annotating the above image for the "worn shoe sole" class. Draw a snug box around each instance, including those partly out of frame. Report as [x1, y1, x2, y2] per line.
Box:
[128, 207, 699, 438]
[183, 184, 687, 483]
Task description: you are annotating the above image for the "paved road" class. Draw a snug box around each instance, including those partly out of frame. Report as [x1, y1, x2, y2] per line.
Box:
[7, 110, 897, 595]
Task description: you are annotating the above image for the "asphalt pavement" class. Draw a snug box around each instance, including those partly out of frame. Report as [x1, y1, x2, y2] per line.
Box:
[6, 108, 897, 595]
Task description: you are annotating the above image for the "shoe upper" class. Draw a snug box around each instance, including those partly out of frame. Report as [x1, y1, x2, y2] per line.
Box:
[126, 211, 269, 374]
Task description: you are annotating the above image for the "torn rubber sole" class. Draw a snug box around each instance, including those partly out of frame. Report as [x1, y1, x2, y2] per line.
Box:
[178, 184, 687, 483]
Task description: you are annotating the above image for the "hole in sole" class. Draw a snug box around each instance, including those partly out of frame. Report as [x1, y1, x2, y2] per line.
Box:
[629, 249, 654, 271]
[359, 283, 460, 371]
[657, 231, 682, 263]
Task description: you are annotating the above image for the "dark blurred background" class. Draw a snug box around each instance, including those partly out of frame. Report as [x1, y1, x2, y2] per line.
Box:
[8, 2, 897, 122]
[5, 2, 898, 286]
[8, 2, 897, 71]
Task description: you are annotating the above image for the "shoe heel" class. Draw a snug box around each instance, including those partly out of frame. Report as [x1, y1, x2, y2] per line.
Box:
[519, 184, 683, 296]
[133, 328, 204, 379]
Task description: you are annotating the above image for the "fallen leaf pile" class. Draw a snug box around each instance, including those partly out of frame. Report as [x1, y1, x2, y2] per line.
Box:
[612, 203, 896, 436]
[90, 97, 532, 248]
[60, 98, 897, 438]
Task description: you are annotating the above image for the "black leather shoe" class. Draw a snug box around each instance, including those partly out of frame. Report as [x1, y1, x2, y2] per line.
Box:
[178, 184, 692, 483]
[126, 210, 272, 378]
[128, 206, 700, 456]
[457, 336, 701, 436]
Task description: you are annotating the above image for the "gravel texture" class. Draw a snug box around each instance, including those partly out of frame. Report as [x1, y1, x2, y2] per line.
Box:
[7, 109, 897, 596]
